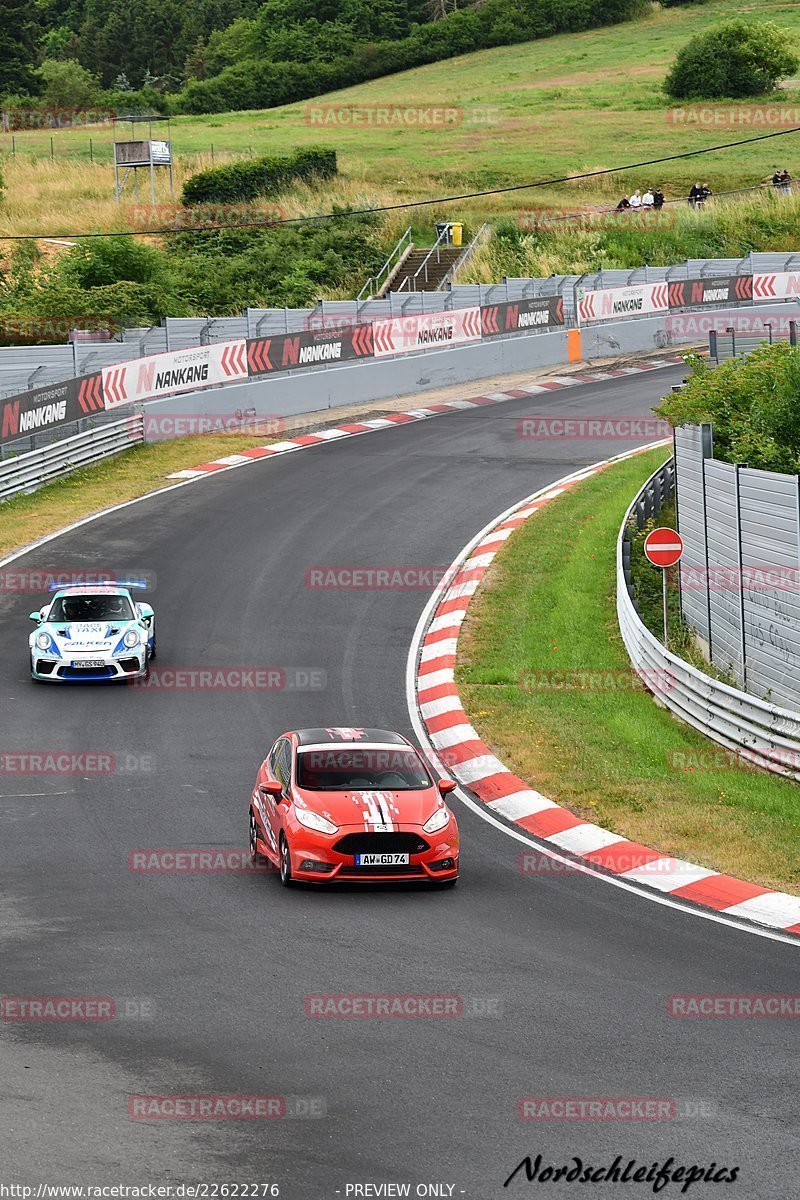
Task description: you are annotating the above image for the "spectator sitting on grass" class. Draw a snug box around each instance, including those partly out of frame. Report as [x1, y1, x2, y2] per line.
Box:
[642, 187, 654, 208]
[652, 187, 665, 210]
[615, 195, 631, 211]
[629, 190, 642, 208]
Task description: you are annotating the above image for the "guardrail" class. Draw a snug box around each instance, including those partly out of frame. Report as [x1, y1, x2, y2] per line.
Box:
[0, 415, 143, 501]
[710, 322, 797, 362]
[617, 458, 800, 781]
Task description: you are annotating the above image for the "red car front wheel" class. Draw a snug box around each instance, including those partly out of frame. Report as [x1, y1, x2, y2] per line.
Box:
[279, 835, 294, 888]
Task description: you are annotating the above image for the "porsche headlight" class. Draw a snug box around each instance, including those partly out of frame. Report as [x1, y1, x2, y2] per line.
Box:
[123, 628, 141, 648]
[295, 808, 338, 835]
[36, 631, 53, 651]
[423, 806, 450, 834]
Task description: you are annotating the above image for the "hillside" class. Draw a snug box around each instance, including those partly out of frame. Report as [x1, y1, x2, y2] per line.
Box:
[1, 0, 800, 324]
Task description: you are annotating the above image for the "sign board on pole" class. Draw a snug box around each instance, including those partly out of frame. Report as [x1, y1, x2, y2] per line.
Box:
[644, 527, 683, 568]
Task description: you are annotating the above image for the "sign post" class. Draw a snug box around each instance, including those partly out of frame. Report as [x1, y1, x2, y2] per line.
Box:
[643, 527, 684, 648]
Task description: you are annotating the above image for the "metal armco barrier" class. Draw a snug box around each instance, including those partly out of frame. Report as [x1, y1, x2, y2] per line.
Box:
[618, 459, 800, 782]
[0, 415, 144, 501]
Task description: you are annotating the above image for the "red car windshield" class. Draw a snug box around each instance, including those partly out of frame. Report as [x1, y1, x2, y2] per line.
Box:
[296, 747, 432, 791]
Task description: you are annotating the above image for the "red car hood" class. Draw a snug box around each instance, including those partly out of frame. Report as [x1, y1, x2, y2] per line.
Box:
[292, 785, 444, 830]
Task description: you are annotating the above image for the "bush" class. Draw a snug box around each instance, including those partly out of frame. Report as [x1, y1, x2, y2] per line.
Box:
[664, 20, 799, 100]
[181, 146, 337, 205]
[655, 344, 800, 473]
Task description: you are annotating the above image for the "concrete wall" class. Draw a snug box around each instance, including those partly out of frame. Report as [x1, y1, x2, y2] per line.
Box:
[141, 321, 667, 435]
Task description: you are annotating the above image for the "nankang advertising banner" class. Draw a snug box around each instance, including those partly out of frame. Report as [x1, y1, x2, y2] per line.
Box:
[577, 283, 669, 322]
[102, 341, 248, 408]
[480, 296, 564, 336]
[372, 308, 482, 358]
[753, 272, 800, 301]
[667, 277, 752, 308]
[246, 325, 373, 376]
[1, 378, 82, 446]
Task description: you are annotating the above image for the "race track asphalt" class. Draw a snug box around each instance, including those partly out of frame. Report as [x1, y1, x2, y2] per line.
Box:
[1, 365, 798, 1199]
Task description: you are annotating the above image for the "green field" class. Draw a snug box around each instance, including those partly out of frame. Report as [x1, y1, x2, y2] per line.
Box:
[457, 447, 800, 894]
[2, 0, 800, 241]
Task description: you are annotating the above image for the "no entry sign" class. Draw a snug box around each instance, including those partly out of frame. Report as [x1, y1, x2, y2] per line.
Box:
[644, 527, 683, 568]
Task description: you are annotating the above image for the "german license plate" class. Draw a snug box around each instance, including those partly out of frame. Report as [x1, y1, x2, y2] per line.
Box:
[74, 659, 105, 668]
[355, 853, 409, 866]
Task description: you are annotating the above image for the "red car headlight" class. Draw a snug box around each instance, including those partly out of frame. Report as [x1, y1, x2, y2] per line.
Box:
[295, 808, 339, 835]
[423, 806, 451, 834]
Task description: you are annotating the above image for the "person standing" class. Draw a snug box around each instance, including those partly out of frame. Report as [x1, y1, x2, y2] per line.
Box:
[653, 186, 665, 210]
[688, 181, 702, 206]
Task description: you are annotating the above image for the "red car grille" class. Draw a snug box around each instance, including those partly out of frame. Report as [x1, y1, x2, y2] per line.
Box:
[333, 832, 429, 855]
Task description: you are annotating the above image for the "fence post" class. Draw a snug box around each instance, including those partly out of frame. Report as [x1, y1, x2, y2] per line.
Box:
[734, 464, 747, 689]
[790, 320, 797, 347]
[709, 330, 717, 363]
[700, 423, 714, 659]
[50, 137, 54, 159]
[89, 138, 93, 162]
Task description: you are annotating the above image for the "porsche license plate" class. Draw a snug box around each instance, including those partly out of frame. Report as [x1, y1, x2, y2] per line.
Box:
[74, 659, 105, 668]
[355, 853, 409, 866]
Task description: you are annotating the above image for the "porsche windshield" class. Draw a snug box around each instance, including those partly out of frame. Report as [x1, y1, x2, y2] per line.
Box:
[49, 594, 135, 622]
[296, 747, 433, 791]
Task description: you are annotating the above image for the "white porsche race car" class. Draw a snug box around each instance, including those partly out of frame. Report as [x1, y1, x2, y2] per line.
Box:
[29, 582, 156, 683]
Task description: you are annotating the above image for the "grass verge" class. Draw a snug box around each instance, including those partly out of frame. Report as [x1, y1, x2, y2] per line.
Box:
[0, 433, 273, 560]
[456, 446, 800, 893]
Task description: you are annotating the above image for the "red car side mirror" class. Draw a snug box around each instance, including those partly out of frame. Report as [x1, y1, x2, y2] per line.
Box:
[438, 778, 457, 795]
[259, 780, 283, 798]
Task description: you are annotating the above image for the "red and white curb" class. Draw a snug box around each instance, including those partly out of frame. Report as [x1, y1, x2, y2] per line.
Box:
[166, 358, 687, 479]
[410, 448, 800, 940]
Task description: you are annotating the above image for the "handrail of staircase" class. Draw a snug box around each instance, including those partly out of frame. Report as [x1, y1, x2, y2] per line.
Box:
[399, 223, 451, 293]
[438, 223, 491, 291]
[357, 227, 413, 301]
